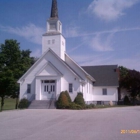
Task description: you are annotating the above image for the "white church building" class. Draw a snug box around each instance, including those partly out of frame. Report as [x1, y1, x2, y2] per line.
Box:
[18, 0, 119, 105]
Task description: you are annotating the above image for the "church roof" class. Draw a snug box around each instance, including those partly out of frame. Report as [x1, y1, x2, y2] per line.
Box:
[82, 65, 119, 87]
[50, 0, 58, 19]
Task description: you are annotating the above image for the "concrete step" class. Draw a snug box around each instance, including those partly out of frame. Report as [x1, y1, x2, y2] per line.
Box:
[28, 100, 56, 109]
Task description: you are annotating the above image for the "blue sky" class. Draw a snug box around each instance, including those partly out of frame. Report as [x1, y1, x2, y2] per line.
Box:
[0, 0, 140, 71]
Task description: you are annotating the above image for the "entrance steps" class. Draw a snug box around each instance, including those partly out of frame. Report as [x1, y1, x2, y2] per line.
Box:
[28, 100, 56, 109]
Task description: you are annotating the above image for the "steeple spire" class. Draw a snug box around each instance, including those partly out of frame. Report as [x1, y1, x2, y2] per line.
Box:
[50, 0, 58, 19]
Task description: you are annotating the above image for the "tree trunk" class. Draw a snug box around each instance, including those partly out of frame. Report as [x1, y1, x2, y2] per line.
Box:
[1, 97, 4, 111]
[15, 97, 19, 109]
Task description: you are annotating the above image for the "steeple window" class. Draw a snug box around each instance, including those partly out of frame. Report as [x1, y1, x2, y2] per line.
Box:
[50, 23, 56, 30]
[48, 40, 51, 44]
[52, 39, 55, 44]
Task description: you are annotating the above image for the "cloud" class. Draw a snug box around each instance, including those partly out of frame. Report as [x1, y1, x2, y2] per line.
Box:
[66, 26, 140, 53]
[71, 53, 140, 71]
[0, 24, 44, 45]
[88, 33, 114, 51]
[64, 26, 80, 38]
[88, 0, 138, 21]
[31, 49, 41, 57]
[68, 41, 86, 53]
[65, 27, 140, 38]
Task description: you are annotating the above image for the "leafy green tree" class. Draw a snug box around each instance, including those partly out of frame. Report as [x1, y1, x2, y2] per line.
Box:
[0, 39, 36, 111]
[119, 66, 140, 103]
[0, 69, 15, 111]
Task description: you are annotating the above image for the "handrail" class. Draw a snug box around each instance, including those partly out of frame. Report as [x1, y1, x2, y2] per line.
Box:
[48, 93, 55, 109]
[29, 94, 35, 101]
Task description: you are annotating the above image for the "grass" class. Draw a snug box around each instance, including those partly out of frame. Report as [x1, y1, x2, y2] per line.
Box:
[0, 98, 17, 111]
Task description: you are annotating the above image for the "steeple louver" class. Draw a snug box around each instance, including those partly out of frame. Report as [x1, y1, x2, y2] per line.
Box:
[50, 0, 58, 19]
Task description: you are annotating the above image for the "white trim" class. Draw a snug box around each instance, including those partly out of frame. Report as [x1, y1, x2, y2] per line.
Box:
[35, 61, 63, 76]
[65, 53, 95, 82]
[18, 49, 84, 83]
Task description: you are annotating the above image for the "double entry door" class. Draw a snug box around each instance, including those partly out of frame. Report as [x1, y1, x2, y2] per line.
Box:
[41, 80, 55, 100]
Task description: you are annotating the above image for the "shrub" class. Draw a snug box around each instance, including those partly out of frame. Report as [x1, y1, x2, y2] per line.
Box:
[18, 98, 29, 109]
[69, 102, 82, 110]
[86, 103, 95, 109]
[64, 90, 72, 103]
[56, 91, 70, 109]
[74, 92, 85, 109]
[124, 96, 131, 105]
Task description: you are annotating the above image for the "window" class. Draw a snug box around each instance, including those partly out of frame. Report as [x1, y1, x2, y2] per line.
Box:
[52, 39, 55, 44]
[27, 84, 31, 94]
[48, 40, 50, 44]
[69, 83, 73, 93]
[102, 88, 107, 95]
[44, 85, 46, 92]
[59, 22, 61, 31]
[50, 23, 56, 30]
[53, 85, 55, 92]
[97, 101, 102, 105]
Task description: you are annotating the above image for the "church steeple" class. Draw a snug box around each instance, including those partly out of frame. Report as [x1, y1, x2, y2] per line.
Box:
[42, 0, 66, 60]
[50, 0, 58, 19]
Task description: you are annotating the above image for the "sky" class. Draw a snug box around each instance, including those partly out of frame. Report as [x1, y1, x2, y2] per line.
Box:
[0, 0, 140, 71]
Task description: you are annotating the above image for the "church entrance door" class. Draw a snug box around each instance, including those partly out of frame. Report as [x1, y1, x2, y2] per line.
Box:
[41, 80, 56, 100]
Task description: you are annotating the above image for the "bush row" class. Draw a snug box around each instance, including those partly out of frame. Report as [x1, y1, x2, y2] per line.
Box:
[18, 91, 95, 110]
[56, 91, 94, 110]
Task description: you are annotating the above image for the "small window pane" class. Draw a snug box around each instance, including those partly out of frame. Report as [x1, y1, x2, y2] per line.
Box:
[103, 89, 107, 95]
[47, 86, 48, 92]
[97, 101, 102, 105]
[51, 85, 52, 92]
[69, 83, 73, 93]
[44, 86, 46, 92]
[50, 80, 55, 83]
[44, 80, 49, 83]
[27, 84, 31, 94]
[48, 40, 50, 44]
[52, 39, 55, 44]
[53, 85, 55, 92]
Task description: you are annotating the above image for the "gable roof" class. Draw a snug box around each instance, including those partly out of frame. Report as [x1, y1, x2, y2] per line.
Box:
[35, 61, 63, 77]
[65, 53, 95, 82]
[18, 49, 86, 83]
[82, 65, 119, 87]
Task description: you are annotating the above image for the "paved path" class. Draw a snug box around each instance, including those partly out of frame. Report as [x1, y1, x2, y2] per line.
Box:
[0, 107, 140, 140]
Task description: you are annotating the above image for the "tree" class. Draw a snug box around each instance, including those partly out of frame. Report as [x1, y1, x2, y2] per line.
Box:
[119, 66, 140, 103]
[0, 69, 15, 111]
[0, 39, 36, 111]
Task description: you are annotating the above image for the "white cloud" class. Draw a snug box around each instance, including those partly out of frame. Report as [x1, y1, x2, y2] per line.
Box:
[64, 26, 81, 38]
[31, 49, 41, 57]
[0, 24, 44, 44]
[88, 0, 138, 21]
[65, 27, 140, 38]
[88, 33, 114, 51]
[71, 53, 140, 71]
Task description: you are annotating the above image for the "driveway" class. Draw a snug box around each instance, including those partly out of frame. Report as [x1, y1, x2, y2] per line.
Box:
[0, 107, 140, 140]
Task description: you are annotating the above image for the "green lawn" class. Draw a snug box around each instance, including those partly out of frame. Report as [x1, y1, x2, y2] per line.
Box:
[0, 98, 16, 111]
